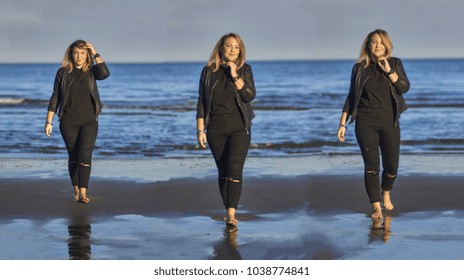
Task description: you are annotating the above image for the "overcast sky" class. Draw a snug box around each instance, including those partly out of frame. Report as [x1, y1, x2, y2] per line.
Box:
[1, 0, 462, 63]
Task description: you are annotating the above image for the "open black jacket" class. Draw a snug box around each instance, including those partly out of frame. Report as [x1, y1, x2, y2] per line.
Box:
[47, 62, 110, 118]
[342, 57, 410, 126]
[196, 63, 256, 133]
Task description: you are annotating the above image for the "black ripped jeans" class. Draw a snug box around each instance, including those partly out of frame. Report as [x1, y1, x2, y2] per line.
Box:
[355, 122, 400, 203]
[59, 120, 98, 189]
[207, 128, 251, 209]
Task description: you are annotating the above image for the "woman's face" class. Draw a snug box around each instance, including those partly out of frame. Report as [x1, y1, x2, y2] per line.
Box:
[221, 37, 240, 63]
[72, 47, 88, 68]
[369, 33, 386, 59]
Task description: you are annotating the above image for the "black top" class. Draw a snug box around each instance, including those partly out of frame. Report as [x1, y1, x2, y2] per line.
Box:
[207, 66, 245, 133]
[356, 62, 395, 126]
[60, 68, 96, 125]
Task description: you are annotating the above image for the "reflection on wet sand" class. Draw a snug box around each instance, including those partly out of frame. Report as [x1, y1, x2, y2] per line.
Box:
[369, 216, 392, 243]
[211, 226, 242, 260]
[68, 214, 92, 260]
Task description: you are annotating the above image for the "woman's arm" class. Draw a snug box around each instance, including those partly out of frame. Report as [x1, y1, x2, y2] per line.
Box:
[235, 64, 256, 103]
[337, 112, 349, 142]
[87, 43, 110, 80]
[44, 111, 55, 137]
[338, 64, 358, 142]
[226, 61, 244, 90]
[86, 43, 103, 63]
[196, 118, 207, 148]
[46, 68, 62, 135]
[380, 57, 410, 94]
[391, 58, 410, 94]
[196, 68, 208, 149]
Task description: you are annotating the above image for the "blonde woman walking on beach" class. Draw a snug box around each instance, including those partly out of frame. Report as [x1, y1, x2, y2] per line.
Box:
[45, 40, 110, 203]
[337, 29, 410, 219]
[196, 33, 256, 227]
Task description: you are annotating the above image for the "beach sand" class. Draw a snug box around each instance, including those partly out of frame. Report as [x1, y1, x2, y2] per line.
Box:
[1, 155, 464, 260]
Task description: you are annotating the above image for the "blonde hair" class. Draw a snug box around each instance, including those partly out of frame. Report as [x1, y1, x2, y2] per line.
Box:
[61, 39, 94, 73]
[207, 33, 246, 72]
[358, 29, 393, 68]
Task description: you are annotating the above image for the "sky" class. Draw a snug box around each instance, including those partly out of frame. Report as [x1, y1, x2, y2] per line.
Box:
[0, 0, 463, 63]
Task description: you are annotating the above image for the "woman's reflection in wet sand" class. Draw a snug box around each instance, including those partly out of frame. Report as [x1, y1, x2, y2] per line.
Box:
[68, 214, 92, 260]
[369, 215, 392, 243]
[211, 226, 242, 260]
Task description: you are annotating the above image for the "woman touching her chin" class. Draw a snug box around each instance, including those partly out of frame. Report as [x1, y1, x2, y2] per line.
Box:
[196, 33, 256, 227]
[337, 29, 410, 219]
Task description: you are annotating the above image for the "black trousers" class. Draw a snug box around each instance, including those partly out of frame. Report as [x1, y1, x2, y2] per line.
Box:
[59, 121, 98, 189]
[355, 122, 400, 203]
[207, 128, 251, 209]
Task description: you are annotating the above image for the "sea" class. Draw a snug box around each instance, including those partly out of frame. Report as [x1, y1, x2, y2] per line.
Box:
[1, 59, 464, 159]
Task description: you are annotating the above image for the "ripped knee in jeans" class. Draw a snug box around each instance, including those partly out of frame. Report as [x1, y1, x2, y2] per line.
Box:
[384, 173, 397, 179]
[227, 178, 241, 183]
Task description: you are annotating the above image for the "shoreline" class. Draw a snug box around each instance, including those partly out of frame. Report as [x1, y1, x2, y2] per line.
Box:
[2, 153, 464, 182]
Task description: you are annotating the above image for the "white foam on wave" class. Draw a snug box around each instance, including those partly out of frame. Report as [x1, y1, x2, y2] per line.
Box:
[0, 98, 25, 104]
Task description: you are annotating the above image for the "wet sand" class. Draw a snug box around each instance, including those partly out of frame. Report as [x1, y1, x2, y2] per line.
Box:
[1, 155, 464, 260]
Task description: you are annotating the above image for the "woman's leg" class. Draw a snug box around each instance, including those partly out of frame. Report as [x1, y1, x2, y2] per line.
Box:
[379, 124, 401, 211]
[223, 129, 251, 225]
[76, 121, 99, 202]
[60, 123, 80, 199]
[73, 186, 79, 201]
[207, 132, 229, 208]
[355, 123, 382, 218]
[207, 129, 251, 225]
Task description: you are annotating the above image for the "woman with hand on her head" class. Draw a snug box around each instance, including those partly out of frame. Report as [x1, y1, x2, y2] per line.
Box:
[45, 40, 110, 203]
[337, 29, 410, 219]
[196, 33, 256, 227]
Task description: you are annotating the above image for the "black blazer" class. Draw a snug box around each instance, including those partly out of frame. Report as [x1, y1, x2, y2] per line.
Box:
[342, 57, 410, 126]
[47, 62, 110, 118]
[196, 63, 256, 132]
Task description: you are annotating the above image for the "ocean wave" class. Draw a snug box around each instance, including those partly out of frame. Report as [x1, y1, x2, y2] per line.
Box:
[0, 98, 26, 104]
[0, 98, 47, 105]
[402, 139, 464, 145]
[0, 98, 314, 111]
[3, 94, 464, 111]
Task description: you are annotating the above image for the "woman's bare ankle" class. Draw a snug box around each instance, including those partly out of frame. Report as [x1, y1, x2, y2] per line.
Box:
[382, 190, 394, 211]
[371, 202, 383, 219]
[73, 186, 79, 201]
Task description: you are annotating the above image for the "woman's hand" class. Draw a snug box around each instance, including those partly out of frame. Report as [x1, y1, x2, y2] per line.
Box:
[377, 57, 391, 74]
[45, 123, 53, 137]
[225, 61, 238, 77]
[85, 43, 97, 55]
[378, 57, 398, 82]
[224, 61, 244, 89]
[197, 131, 207, 148]
[337, 125, 346, 142]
